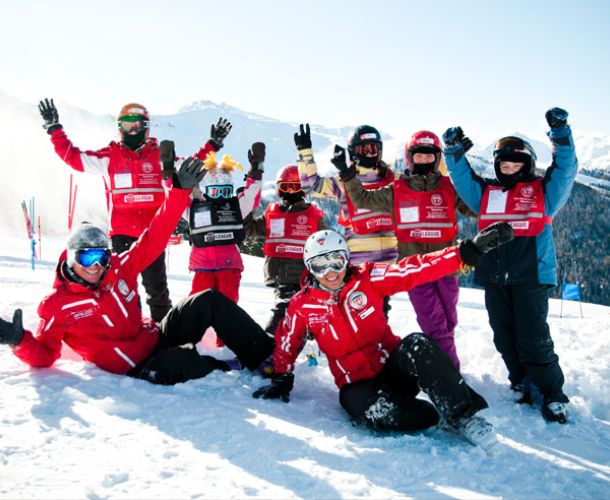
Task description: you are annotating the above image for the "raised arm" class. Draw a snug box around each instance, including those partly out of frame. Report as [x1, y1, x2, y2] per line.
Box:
[541, 108, 578, 217]
[443, 127, 484, 215]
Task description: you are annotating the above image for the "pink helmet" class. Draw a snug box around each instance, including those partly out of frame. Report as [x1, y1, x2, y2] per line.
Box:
[405, 130, 442, 172]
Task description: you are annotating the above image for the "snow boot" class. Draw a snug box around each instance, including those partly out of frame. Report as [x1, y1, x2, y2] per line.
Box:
[456, 415, 499, 455]
[510, 383, 534, 405]
[541, 401, 568, 424]
[225, 358, 242, 371]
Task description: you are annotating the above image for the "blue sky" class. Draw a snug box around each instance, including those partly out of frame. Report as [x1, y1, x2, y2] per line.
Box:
[1, 0, 608, 143]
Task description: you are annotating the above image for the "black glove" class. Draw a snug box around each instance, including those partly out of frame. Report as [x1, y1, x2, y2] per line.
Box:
[331, 145, 357, 181]
[294, 123, 312, 150]
[159, 140, 176, 180]
[173, 157, 206, 190]
[247, 142, 266, 180]
[545, 107, 569, 129]
[173, 218, 191, 243]
[458, 222, 514, 266]
[38, 98, 62, 134]
[0, 309, 24, 346]
[209, 117, 232, 151]
[252, 373, 294, 403]
[442, 126, 473, 152]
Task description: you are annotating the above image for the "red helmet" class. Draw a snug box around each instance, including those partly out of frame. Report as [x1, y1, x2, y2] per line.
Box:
[276, 165, 302, 194]
[405, 130, 442, 173]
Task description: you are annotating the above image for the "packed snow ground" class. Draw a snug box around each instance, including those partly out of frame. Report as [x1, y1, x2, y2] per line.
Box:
[0, 236, 609, 499]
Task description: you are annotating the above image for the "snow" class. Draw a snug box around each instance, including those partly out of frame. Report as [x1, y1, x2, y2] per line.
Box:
[1, 236, 609, 499]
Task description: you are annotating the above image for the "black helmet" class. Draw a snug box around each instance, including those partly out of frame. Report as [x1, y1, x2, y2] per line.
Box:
[347, 125, 383, 168]
[493, 136, 537, 188]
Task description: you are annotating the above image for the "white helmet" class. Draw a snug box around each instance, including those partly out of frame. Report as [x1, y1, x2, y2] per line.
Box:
[303, 230, 349, 275]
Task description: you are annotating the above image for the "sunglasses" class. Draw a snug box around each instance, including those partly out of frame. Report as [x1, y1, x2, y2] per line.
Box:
[74, 248, 111, 268]
[118, 120, 149, 134]
[307, 250, 348, 278]
[278, 181, 302, 194]
[205, 184, 233, 199]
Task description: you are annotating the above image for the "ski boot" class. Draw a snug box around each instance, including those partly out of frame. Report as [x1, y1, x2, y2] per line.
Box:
[456, 415, 499, 455]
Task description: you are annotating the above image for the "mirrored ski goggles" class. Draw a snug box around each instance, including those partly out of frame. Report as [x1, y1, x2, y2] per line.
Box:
[355, 142, 380, 157]
[73, 248, 111, 268]
[277, 181, 302, 194]
[205, 184, 233, 199]
[118, 119, 149, 134]
[306, 250, 349, 277]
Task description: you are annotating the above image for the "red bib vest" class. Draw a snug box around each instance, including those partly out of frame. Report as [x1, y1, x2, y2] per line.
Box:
[108, 144, 165, 212]
[342, 173, 394, 234]
[478, 178, 551, 236]
[393, 176, 458, 243]
[263, 203, 322, 258]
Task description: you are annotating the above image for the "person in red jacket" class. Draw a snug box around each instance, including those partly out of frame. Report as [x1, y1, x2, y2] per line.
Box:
[253, 224, 514, 452]
[37, 98, 229, 322]
[0, 158, 275, 385]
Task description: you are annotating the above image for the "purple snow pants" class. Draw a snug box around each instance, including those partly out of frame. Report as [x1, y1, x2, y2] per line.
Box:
[408, 275, 460, 370]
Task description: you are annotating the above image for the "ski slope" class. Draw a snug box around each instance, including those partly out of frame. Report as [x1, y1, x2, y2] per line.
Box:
[0, 236, 609, 499]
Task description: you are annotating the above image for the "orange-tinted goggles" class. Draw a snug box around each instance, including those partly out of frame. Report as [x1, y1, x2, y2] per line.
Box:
[278, 181, 302, 193]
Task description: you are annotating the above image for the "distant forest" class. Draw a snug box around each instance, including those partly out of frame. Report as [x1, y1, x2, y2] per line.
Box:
[242, 177, 610, 307]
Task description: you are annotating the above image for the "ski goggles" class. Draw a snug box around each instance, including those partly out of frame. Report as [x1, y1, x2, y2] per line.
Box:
[73, 248, 111, 268]
[118, 119, 149, 134]
[277, 181, 302, 194]
[493, 137, 537, 160]
[306, 250, 349, 278]
[354, 142, 380, 157]
[205, 184, 233, 199]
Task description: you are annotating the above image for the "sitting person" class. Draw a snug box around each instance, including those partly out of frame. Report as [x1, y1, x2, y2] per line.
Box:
[253, 224, 513, 453]
[0, 158, 274, 385]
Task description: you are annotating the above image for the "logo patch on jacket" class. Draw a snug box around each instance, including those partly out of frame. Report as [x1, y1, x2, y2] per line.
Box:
[348, 291, 368, 309]
[370, 263, 388, 277]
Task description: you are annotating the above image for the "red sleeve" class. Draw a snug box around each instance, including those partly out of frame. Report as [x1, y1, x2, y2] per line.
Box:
[12, 304, 64, 368]
[49, 129, 111, 175]
[121, 187, 192, 277]
[273, 297, 308, 374]
[194, 141, 217, 162]
[368, 246, 463, 297]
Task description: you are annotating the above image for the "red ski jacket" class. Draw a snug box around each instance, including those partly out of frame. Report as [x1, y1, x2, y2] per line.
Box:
[49, 129, 216, 237]
[12, 187, 192, 374]
[273, 246, 463, 388]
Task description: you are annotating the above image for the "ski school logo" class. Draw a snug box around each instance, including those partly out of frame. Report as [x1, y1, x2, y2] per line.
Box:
[348, 291, 368, 309]
[141, 162, 153, 174]
[431, 194, 443, 206]
[118, 279, 130, 296]
[297, 215, 308, 225]
[520, 186, 534, 197]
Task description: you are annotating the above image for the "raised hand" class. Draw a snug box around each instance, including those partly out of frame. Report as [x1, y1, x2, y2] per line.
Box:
[442, 126, 473, 152]
[209, 117, 232, 150]
[38, 98, 62, 134]
[293, 123, 312, 150]
[174, 157, 206, 190]
[545, 108, 569, 129]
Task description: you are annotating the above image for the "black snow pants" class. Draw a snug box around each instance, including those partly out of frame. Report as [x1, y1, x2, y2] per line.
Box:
[129, 289, 275, 385]
[265, 283, 301, 335]
[339, 333, 487, 432]
[112, 234, 172, 323]
[484, 283, 568, 403]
